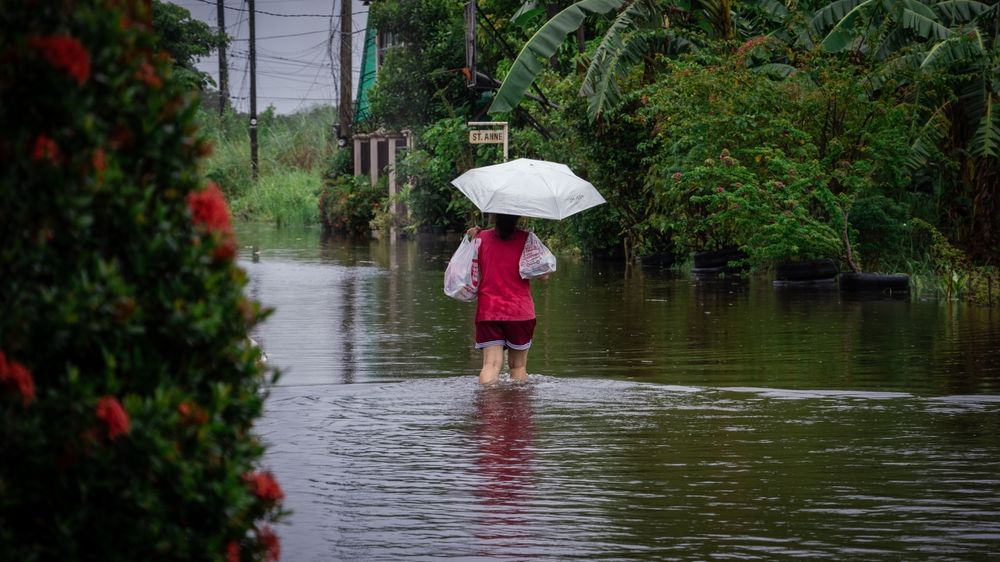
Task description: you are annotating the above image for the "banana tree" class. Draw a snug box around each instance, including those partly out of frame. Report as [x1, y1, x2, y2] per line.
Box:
[812, 0, 953, 58]
[910, 3, 999, 259]
[487, 0, 708, 121]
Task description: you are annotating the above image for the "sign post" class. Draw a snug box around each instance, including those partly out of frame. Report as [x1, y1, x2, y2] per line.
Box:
[467, 121, 508, 161]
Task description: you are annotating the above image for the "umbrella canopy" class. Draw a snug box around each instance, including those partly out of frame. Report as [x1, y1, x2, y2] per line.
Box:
[451, 158, 606, 220]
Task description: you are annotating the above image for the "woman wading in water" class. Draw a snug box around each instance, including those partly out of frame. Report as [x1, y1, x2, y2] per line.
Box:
[467, 214, 548, 385]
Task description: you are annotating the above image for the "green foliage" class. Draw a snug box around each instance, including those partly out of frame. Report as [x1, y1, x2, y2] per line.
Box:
[640, 55, 913, 267]
[395, 117, 481, 231]
[151, 0, 224, 90]
[318, 175, 387, 236]
[231, 169, 323, 227]
[0, 1, 284, 560]
[488, 0, 626, 115]
[366, 0, 475, 131]
[196, 105, 338, 226]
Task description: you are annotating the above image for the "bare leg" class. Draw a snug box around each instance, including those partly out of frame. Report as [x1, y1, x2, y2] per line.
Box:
[508, 348, 529, 383]
[479, 346, 504, 385]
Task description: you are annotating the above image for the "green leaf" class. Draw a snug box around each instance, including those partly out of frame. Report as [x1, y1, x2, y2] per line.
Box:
[811, 0, 869, 31]
[488, 0, 627, 114]
[819, 0, 874, 51]
[907, 105, 950, 168]
[899, 0, 952, 40]
[932, 0, 989, 24]
[751, 62, 799, 78]
[580, 0, 672, 120]
[971, 89, 1000, 157]
[919, 29, 986, 68]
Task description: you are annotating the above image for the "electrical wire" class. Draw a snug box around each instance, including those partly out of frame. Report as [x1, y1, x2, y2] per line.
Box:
[183, 0, 367, 18]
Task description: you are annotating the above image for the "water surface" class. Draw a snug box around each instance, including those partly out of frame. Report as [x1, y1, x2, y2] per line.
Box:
[239, 224, 1000, 561]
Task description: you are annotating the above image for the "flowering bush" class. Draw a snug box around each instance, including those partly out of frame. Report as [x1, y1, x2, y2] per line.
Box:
[0, 2, 283, 560]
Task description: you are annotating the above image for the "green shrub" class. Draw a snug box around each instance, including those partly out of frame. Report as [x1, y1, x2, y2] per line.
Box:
[0, 2, 284, 560]
[318, 175, 387, 236]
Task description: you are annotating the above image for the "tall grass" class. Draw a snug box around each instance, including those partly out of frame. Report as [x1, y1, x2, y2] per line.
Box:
[197, 104, 340, 226]
[229, 169, 322, 226]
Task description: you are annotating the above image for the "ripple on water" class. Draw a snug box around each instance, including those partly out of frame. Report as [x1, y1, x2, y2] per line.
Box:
[256, 376, 1000, 561]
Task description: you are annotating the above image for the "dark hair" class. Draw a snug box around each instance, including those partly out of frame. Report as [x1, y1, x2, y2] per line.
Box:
[494, 214, 519, 240]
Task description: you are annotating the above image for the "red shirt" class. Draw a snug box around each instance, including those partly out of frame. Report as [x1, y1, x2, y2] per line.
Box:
[475, 228, 535, 321]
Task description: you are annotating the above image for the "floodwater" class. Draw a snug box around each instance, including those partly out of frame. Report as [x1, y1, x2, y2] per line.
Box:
[238, 224, 1000, 562]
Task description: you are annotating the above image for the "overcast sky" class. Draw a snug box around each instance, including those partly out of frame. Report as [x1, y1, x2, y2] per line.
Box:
[168, 0, 369, 114]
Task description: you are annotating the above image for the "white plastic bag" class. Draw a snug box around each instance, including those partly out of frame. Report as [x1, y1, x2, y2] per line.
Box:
[519, 232, 557, 279]
[443, 235, 481, 302]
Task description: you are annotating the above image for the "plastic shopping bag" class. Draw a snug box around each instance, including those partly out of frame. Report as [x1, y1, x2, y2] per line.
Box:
[443, 235, 481, 302]
[519, 232, 557, 279]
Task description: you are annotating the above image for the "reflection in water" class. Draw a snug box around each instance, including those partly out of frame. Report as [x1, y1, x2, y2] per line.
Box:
[474, 384, 536, 527]
[338, 275, 358, 384]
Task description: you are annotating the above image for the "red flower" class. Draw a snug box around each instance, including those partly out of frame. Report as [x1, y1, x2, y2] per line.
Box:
[226, 540, 241, 562]
[0, 351, 36, 405]
[92, 148, 107, 180]
[188, 183, 233, 234]
[28, 35, 91, 86]
[31, 134, 60, 163]
[188, 183, 237, 262]
[136, 62, 163, 89]
[177, 401, 208, 425]
[258, 525, 281, 562]
[96, 396, 130, 440]
[244, 471, 284, 502]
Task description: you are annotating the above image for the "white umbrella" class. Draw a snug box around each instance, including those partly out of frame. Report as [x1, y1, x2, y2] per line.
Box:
[450, 158, 606, 220]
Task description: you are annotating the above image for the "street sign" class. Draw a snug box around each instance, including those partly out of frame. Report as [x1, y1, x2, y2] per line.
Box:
[469, 129, 506, 144]
[468, 121, 509, 161]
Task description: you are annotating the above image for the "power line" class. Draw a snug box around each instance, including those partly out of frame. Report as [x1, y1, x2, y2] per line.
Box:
[229, 29, 330, 41]
[183, 0, 367, 18]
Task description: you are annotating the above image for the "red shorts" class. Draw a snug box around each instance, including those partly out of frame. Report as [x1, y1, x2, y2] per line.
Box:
[475, 319, 536, 350]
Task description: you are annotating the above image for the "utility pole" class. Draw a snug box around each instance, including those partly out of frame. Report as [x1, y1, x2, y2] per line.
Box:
[248, 0, 259, 180]
[216, 0, 229, 116]
[338, 0, 352, 143]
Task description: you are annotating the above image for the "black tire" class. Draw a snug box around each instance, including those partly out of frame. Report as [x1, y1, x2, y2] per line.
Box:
[693, 247, 747, 269]
[774, 259, 838, 282]
[839, 272, 910, 293]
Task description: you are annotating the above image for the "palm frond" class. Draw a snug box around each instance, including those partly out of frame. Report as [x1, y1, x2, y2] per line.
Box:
[920, 29, 986, 68]
[932, 0, 989, 25]
[908, 105, 951, 169]
[488, 0, 627, 115]
[580, 0, 669, 120]
[971, 87, 1000, 157]
[899, 0, 952, 41]
[811, 0, 869, 32]
[819, 0, 875, 51]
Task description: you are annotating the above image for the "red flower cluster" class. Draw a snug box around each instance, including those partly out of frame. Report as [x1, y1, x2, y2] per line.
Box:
[226, 540, 241, 562]
[28, 35, 91, 86]
[188, 182, 233, 233]
[244, 471, 284, 502]
[0, 351, 36, 405]
[95, 396, 130, 440]
[258, 525, 281, 562]
[187, 183, 237, 261]
[135, 62, 163, 89]
[31, 134, 60, 163]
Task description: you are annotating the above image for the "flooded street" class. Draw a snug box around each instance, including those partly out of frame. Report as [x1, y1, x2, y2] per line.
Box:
[238, 224, 1000, 561]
